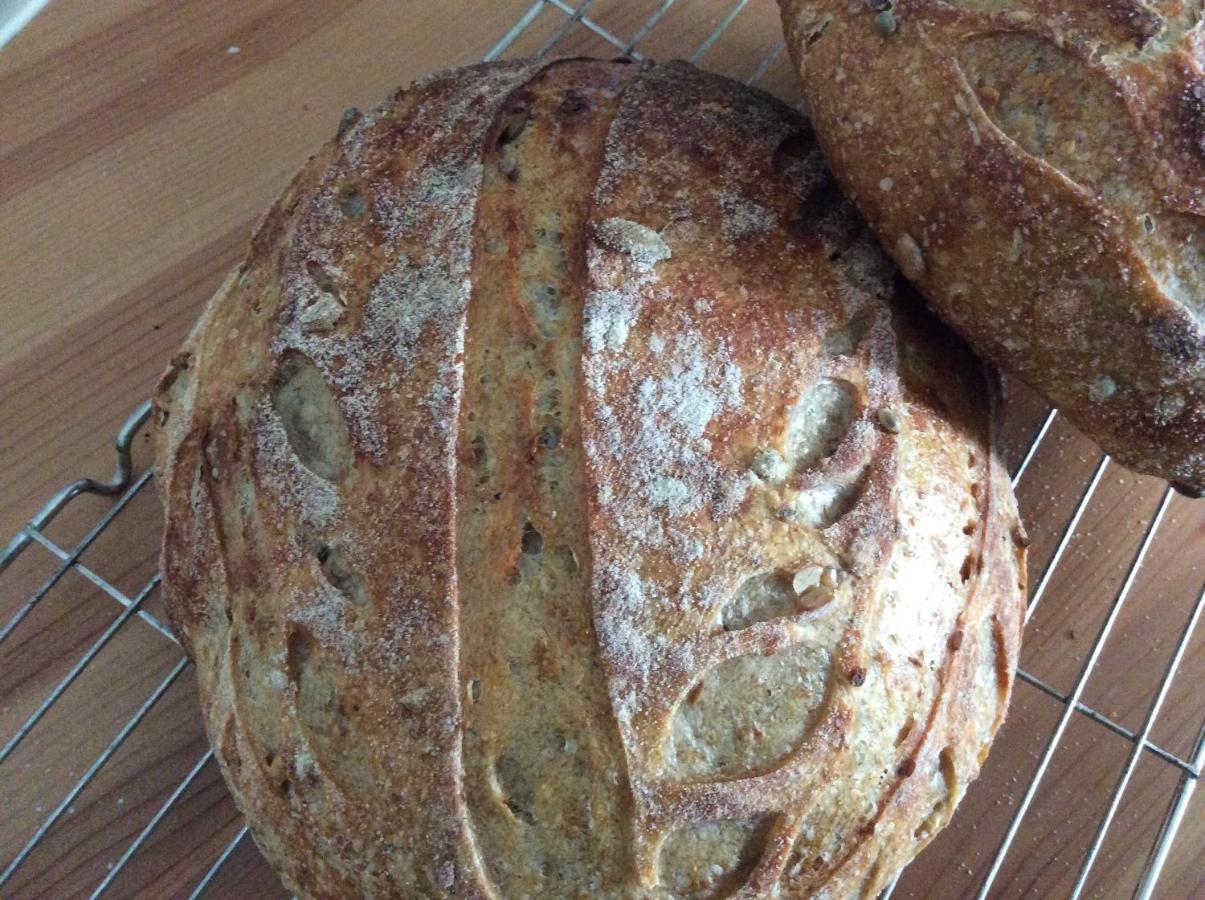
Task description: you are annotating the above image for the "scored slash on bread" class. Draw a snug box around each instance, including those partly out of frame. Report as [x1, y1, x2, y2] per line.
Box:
[153, 58, 1026, 898]
[780, 0, 1204, 494]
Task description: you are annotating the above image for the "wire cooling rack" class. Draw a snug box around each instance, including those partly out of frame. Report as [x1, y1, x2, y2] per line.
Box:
[2, 2, 1203, 898]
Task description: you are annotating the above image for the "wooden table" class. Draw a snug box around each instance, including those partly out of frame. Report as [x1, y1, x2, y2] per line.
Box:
[1, 2, 1202, 897]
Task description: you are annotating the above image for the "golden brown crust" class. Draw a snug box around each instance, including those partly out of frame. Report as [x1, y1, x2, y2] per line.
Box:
[154, 58, 1025, 898]
[780, 0, 1205, 493]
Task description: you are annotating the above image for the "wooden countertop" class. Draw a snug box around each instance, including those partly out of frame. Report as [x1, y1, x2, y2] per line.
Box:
[1, 2, 1202, 898]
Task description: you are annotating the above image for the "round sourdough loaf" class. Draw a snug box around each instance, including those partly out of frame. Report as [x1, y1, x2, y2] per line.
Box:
[779, 0, 1205, 494]
[154, 59, 1026, 899]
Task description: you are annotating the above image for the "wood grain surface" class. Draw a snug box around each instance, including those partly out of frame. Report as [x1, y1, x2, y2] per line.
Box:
[1, 2, 1202, 898]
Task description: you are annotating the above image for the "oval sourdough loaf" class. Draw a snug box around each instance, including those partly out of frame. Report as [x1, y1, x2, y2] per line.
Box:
[154, 58, 1026, 898]
[779, 0, 1205, 494]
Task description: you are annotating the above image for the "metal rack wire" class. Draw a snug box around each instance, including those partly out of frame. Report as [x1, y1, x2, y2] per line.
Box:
[1, 2, 1201, 897]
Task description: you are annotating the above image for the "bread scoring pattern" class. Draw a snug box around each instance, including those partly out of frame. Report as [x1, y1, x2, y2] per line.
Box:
[154, 59, 1025, 898]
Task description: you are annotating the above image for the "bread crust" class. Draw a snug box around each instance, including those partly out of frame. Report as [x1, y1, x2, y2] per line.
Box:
[154, 58, 1026, 898]
[780, 0, 1205, 493]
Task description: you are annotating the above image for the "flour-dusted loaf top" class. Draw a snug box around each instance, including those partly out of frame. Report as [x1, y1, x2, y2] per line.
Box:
[154, 59, 1026, 898]
[780, 0, 1205, 494]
